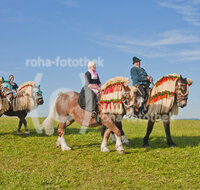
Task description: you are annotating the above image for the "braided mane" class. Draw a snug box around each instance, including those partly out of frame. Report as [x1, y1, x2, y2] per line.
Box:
[17, 81, 35, 92]
[100, 77, 129, 114]
[146, 74, 180, 116]
[13, 81, 36, 112]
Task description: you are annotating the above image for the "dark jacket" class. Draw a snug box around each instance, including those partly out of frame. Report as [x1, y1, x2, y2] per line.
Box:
[10, 82, 18, 91]
[84, 71, 101, 86]
[130, 66, 149, 86]
[78, 71, 101, 112]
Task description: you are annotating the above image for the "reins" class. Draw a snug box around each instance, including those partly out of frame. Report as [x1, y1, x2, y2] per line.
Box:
[176, 82, 189, 103]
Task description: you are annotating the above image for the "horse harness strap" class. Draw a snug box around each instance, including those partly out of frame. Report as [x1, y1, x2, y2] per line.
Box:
[176, 83, 189, 103]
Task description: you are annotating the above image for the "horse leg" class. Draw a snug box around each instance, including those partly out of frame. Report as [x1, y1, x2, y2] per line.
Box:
[17, 120, 23, 135]
[105, 122, 128, 144]
[23, 119, 29, 135]
[117, 121, 129, 144]
[57, 117, 74, 151]
[101, 128, 111, 152]
[102, 125, 116, 144]
[163, 120, 176, 147]
[102, 116, 124, 154]
[21, 117, 29, 135]
[101, 124, 115, 143]
[101, 125, 107, 138]
[57, 122, 71, 151]
[18, 113, 29, 135]
[143, 120, 155, 147]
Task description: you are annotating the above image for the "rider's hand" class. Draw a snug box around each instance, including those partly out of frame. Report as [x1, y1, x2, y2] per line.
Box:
[147, 76, 153, 84]
[147, 76, 151, 81]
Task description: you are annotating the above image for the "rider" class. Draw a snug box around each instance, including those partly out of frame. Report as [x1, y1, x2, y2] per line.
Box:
[78, 61, 101, 118]
[9, 74, 18, 94]
[130, 57, 153, 114]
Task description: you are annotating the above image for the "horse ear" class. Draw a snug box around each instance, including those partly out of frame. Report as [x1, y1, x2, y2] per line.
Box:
[187, 78, 193, 86]
[2, 77, 4, 83]
[38, 85, 40, 88]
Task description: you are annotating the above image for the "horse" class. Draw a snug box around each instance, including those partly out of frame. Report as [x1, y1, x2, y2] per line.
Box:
[0, 77, 12, 114]
[42, 77, 135, 154]
[102, 74, 193, 147]
[0, 78, 44, 134]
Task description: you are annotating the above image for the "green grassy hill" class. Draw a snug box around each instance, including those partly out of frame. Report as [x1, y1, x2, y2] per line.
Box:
[0, 118, 199, 189]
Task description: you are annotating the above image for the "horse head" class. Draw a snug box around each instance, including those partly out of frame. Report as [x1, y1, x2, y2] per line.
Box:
[121, 85, 136, 117]
[175, 76, 193, 108]
[0, 77, 13, 100]
[32, 84, 44, 105]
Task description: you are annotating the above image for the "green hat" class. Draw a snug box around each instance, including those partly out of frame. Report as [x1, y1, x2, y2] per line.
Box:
[132, 57, 141, 64]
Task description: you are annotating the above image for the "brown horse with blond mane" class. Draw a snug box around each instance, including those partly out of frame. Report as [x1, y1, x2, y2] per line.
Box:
[42, 77, 135, 154]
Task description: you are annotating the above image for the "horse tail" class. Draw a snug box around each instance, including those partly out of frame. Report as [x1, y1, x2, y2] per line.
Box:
[42, 102, 56, 135]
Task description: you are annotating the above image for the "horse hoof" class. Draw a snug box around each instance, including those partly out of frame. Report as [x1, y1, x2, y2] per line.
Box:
[61, 146, 71, 151]
[123, 140, 130, 145]
[117, 150, 124, 154]
[121, 136, 129, 144]
[101, 147, 110, 152]
[25, 131, 30, 135]
[169, 143, 177, 148]
[17, 131, 21, 135]
[143, 144, 149, 147]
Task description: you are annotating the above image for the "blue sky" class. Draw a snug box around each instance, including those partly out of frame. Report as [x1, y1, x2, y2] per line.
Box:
[0, 0, 200, 118]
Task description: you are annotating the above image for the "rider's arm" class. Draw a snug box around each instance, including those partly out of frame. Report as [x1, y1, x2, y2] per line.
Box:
[12, 83, 18, 91]
[12, 90, 17, 93]
[130, 67, 140, 85]
[85, 72, 92, 86]
[97, 74, 101, 85]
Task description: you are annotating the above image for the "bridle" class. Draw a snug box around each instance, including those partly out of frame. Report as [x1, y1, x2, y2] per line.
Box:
[175, 81, 189, 104]
[0, 84, 13, 97]
[122, 87, 135, 109]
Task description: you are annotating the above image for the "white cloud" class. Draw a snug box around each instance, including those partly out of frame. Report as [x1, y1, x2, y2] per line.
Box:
[93, 39, 171, 58]
[159, 0, 200, 27]
[152, 30, 200, 46]
[92, 30, 200, 61]
[93, 30, 200, 48]
[177, 49, 200, 61]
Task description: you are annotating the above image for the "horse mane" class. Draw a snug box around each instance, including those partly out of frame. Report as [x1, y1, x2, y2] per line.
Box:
[146, 74, 180, 117]
[100, 77, 129, 114]
[13, 81, 36, 112]
[17, 81, 35, 93]
[101, 77, 129, 90]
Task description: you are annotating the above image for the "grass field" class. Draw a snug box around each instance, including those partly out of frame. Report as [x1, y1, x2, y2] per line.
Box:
[0, 117, 199, 189]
